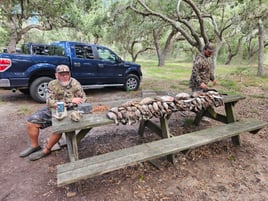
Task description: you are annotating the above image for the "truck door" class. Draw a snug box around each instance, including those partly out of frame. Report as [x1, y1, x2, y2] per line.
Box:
[95, 46, 125, 84]
[70, 44, 100, 85]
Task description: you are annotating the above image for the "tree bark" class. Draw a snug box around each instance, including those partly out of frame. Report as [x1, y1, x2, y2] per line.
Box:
[257, 18, 264, 77]
[152, 30, 162, 66]
[153, 28, 177, 67]
[225, 37, 243, 65]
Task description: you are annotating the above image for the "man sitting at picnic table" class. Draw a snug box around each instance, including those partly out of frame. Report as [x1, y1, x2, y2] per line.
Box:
[19, 64, 87, 161]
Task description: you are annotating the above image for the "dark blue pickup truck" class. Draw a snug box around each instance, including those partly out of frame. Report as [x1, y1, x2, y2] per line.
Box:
[0, 41, 142, 103]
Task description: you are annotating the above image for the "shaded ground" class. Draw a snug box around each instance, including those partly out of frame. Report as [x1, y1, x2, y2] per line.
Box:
[0, 86, 267, 201]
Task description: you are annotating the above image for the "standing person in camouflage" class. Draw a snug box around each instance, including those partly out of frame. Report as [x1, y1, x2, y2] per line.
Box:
[189, 43, 217, 93]
[19, 64, 87, 161]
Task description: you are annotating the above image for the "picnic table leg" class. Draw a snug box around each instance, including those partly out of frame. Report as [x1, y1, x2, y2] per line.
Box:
[193, 109, 205, 125]
[76, 128, 92, 144]
[138, 119, 147, 137]
[160, 117, 176, 164]
[65, 131, 78, 162]
[65, 129, 91, 162]
[72, 132, 79, 160]
[225, 102, 240, 145]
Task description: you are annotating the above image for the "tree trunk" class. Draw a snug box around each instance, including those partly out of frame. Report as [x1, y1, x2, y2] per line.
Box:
[158, 52, 166, 67]
[257, 19, 264, 77]
[210, 41, 223, 77]
[153, 28, 177, 67]
[152, 30, 162, 67]
[225, 37, 243, 65]
[7, 30, 20, 53]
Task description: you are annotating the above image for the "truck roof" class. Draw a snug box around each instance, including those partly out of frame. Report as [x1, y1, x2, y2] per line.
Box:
[52, 41, 107, 48]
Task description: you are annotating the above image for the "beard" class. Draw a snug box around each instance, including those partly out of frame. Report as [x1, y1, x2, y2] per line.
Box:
[59, 80, 71, 87]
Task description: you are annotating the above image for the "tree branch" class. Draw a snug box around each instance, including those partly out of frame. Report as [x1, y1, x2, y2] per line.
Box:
[129, 0, 198, 49]
[183, 0, 208, 46]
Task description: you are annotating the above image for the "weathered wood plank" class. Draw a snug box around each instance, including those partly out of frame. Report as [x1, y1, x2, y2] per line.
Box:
[53, 95, 244, 134]
[57, 119, 267, 186]
[76, 128, 92, 144]
[52, 113, 113, 133]
[52, 99, 140, 134]
[193, 95, 245, 125]
[65, 132, 76, 162]
[222, 95, 245, 104]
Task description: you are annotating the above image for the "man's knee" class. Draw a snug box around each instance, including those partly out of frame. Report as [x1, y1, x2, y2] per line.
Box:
[27, 121, 41, 129]
[52, 132, 62, 137]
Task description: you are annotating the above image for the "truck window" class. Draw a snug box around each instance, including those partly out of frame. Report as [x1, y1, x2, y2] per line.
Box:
[48, 46, 65, 56]
[96, 47, 116, 63]
[20, 43, 65, 56]
[74, 45, 94, 59]
[2, 48, 21, 53]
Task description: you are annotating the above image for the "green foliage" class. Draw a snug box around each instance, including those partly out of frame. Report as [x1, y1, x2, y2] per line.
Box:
[0, 0, 78, 52]
[139, 60, 268, 95]
[17, 106, 32, 115]
[0, 27, 8, 47]
[104, 2, 157, 60]
[219, 79, 239, 93]
[76, 1, 108, 42]
[140, 61, 191, 80]
[0, 0, 266, 67]
[228, 154, 236, 161]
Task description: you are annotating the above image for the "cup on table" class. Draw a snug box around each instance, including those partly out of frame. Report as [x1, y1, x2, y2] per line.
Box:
[57, 102, 65, 113]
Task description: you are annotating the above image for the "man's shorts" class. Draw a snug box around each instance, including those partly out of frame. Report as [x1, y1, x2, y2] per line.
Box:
[27, 106, 52, 129]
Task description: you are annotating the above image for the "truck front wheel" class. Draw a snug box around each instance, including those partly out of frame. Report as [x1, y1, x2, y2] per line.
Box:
[30, 77, 53, 103]
[124, 74, 140, 91]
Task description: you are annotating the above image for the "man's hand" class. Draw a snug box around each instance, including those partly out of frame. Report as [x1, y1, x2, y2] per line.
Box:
[71, 97, 83, 105]
[212, 80, 217, 86]
[200, 82, 208, 89]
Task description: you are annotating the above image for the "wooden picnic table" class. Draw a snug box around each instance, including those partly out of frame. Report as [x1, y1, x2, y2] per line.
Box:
[52, 99, 132, 162]
[54, 94, 268, 186]
[52, 94, 245, 162]
[137, 94, 246, 164]
[194, 94, 246, 145]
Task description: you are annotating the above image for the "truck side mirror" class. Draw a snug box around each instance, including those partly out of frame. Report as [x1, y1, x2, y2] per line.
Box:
[116, 56, 122, 63]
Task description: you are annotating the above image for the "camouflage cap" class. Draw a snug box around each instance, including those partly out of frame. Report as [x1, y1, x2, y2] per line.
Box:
[56, 65, 70, 73]
[204, 42, 216, 52]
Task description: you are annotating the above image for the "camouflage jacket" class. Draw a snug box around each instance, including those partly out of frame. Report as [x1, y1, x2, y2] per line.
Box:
[189, 53, 215, 90]
[46, 78, 87, 108]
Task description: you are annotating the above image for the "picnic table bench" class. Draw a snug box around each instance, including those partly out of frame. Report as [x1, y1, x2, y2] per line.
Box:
[53, 94, 268, 186]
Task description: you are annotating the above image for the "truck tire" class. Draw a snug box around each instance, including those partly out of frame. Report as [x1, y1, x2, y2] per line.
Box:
[30, 77, 53, 103]
[124, 74, 140, 91]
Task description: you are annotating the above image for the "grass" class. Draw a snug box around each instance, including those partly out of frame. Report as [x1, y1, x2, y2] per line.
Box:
[137, 59, 268, 96]
[17, 106, 32, 115]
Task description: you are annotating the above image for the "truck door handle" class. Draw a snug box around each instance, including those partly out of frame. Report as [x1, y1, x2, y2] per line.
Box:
[98, 64, 104, 68]
[74, 62, 81, 67]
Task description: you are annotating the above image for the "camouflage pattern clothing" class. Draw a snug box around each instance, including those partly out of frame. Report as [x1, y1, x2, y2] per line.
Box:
[27, 107, 53, 129]
[27, 78, 87, 129]
[46, 78, 87, 108]
[189, 53, 215, 92]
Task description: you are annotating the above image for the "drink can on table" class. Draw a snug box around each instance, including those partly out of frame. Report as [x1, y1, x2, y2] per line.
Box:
[57, 102, 65, 113]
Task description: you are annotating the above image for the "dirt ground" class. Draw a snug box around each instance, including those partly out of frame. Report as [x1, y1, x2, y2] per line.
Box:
[0, 86, 267, 201]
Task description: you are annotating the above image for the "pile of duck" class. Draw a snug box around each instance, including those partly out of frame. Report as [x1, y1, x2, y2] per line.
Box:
[106, 90, 224, 125]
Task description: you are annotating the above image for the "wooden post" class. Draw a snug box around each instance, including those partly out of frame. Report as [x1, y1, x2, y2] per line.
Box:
[71, 132, 79, 160]
[193, 109, 205, 125]
[65, 132, 76, 162]
[224, 102, 240, 145]
[160, 117, 176, 164]
[138, 119, 147, 137]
